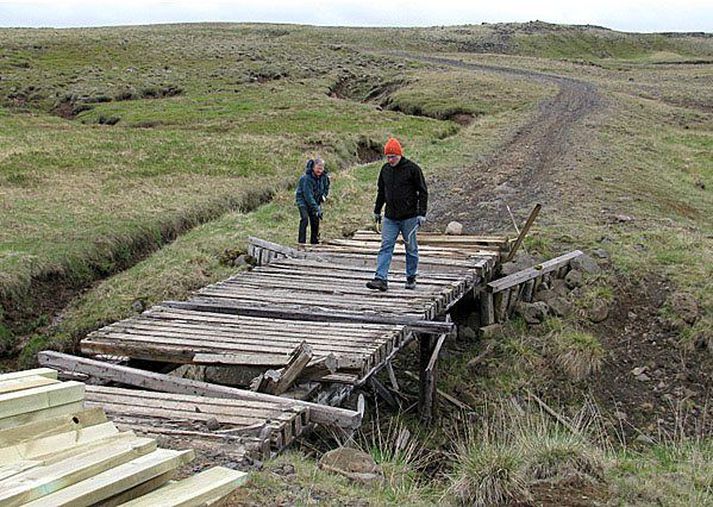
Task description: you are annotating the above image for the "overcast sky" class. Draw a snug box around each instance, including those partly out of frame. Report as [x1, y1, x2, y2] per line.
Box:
[0, 0, 711, 32]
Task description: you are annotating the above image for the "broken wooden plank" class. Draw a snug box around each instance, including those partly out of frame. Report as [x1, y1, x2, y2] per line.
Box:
[262, 341, 313, 395]
[38, 352, 362, 429]
[504, 203, 541, 263]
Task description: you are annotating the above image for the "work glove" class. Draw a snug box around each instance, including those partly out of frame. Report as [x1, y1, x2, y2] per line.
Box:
[317, 206, 324, 220]
[417, 216, 427, 226]
[373, 213, 382, 224]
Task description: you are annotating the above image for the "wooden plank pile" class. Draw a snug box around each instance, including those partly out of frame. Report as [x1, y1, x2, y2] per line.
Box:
[480, 250, 584, 325]
[0, 368, 246, 506]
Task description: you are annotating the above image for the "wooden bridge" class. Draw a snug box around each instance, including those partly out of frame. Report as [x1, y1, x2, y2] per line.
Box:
[38, 227, 584, 464]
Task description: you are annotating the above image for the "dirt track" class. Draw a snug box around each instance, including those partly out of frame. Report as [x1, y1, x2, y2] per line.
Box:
[407, 54, 603, 233]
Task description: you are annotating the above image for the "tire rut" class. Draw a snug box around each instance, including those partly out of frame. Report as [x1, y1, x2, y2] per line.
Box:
[404, 54, 604, 233]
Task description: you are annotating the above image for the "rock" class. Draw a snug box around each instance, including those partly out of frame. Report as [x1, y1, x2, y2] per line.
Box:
[591, 248, 610, 259]
[480, 324, 503, 339]
[564, 269, 583, 289]
[548, 297, 573, 317]
[635, 373, 651, 382]
[534, 288, 557, 303]
[466, 312, 480, 331]
[131, 299, 145, 313]
[232, 254, 251, 268]
[614, 214, 635, 223]
[631, 367, 648, 376]
[551, 278, 569, 297]
[516, 301, 549, 325]
[500, 252, 540, 276]
[205, 417, 220, 431]
[635, 434, 655, 445]
[458, 326, 476, 340]
[445, 221, 463, 235]
[588, 299, 609, 323]
[570, 254, 601, 274]
[670, 292, 699, 325]
[319, 447, 382, 483]
[272, 463, 295, 476]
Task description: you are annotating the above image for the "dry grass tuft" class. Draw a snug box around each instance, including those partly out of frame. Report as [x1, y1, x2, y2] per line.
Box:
[551, 329, 605, 381]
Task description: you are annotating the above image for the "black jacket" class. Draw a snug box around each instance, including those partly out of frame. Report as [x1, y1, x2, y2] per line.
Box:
[374, 157, 428, 220]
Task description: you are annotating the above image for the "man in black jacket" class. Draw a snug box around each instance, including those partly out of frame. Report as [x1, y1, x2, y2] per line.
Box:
[366, 138, 428, 291]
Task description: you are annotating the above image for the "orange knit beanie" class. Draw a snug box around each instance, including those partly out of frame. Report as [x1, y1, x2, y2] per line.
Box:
[384, 138, 403, 156]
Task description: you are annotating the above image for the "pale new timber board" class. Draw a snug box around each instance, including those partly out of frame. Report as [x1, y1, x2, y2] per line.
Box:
[119, 466, 247, 507]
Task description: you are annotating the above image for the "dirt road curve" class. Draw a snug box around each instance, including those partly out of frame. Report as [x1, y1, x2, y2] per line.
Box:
[408, 54, 603, 233]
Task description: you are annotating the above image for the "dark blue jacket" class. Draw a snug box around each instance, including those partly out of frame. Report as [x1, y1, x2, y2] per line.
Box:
[295, 160, 330, 213]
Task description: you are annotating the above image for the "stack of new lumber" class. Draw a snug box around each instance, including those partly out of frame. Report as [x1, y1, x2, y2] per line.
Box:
[0, 368, 247, 506]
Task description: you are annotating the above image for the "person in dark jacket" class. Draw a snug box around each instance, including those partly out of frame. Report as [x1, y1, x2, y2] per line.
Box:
[366, 138, 427, 291]
[295, 157, 330, 244]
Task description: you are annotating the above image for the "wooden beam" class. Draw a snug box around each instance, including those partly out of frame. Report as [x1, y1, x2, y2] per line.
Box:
[119, 466, 247, 507]
[418, 334, 434, 423]
[0, 375, 59, 395]
[0, 401, 85, 430]
[0, 380, 85, 420]
[38, 352, 362, 430]
[0, 421, 119, 466]
[368, 377, 399, 409]
[0, 407, 107, 448]
[504, 203, 541, 263]
[0, 437, 157, 505]
[163, 300, 453, 335]
[20, 448, 194, 507]
[0, 368, 58, 382]
[256, 342, 313, 396]
[479, 292, 495, 326]
[487, 250, 583, 293]
[248, 237, 309, 259]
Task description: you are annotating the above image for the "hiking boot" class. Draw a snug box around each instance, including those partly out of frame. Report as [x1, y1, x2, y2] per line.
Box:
[405, 276, 417, 290]
[366, 278, 388, 291]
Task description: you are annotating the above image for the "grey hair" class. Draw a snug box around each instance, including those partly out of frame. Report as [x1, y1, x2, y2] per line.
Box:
[314, 157, 325, 167]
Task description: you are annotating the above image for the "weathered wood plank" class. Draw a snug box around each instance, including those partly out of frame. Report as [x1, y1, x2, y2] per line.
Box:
[38, 352, 362, 429]
[163, 300, 453, 334]
[488, 250, 583, 293]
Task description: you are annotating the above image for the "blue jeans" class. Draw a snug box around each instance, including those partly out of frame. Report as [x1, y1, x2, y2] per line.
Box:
[375, 217, 419, 281]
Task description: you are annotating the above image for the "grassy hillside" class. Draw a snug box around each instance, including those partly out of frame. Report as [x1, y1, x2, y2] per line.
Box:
[0, 21, 711, 505]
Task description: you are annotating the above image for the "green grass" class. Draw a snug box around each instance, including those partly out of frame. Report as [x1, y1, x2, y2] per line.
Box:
[1, 21, 711, 505]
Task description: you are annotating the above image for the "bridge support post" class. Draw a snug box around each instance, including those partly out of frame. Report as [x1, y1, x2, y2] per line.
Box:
[418, 334, 435, 424]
